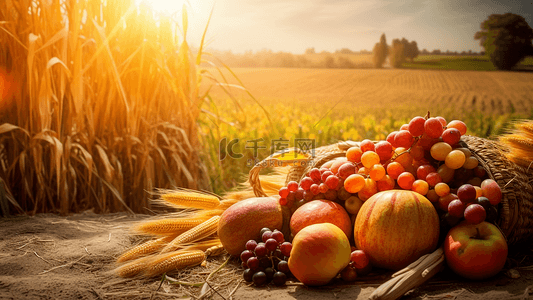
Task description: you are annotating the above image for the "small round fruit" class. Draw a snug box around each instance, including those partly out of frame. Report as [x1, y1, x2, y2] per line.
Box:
[247, 257, 260, 270]
[457, 184, 477, 204]
[272, 271, 287, 286]
[271, 230, 285, 244]
[361, 151, 380, 168]
[434, 182, 450, 197]
[441, 128, 461, 145]
[254, 243, 268, 257]
[260, 228, 271, 237]
[252, 271, 268, 286]
[265, 238, 279, 252]
[480, 179, 502, 205]
[345, 195, 364, 215]
[445, 150, 466, 170]
[375, 141, 393, 161]
[430, 142, 452, 161]
[486, 206, 498, 223]
[243, 269, 254, 282]
[277, 260, 290, 274]
[340, 266, 358, 281]
[280, 242, 292, 257]
[476, 197, 492, 210]
[464, 204, 486, 224]
[350, 250, 372, 275]
[344, 174, 365, 193]
[360, 139, 375, 152]
[426, 172, 442, 187]
[246, 240, 258, 251]
[338, 163, 357, 180]
[241, 250, 255, 264]
[438, 193, 459, 211]
[448, 199, 466, 218]
[346, 147, 363, 163]
[262, 230, 273, 243]
[325, 175, 341, 190]
[264, 267, 275, 281]
[447, 120, 467, 135]
[408, 116, 426, 137]
[397, 172, 415, 190]
[425, 117, 444, 139]
[279, 187, 289, 198]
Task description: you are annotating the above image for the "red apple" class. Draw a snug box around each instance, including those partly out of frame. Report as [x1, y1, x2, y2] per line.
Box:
[444, 221, 508, 280]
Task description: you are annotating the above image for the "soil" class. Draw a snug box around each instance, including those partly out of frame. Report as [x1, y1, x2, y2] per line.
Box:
[1, 212, 532, 300]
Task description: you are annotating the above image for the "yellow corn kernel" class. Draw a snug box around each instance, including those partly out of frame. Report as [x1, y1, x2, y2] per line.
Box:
[145, 250, 206, 277]
[161, 216, 220, 253]
[162, 191, 220, 209]
[134, 218, 208, 235]
[117, 235, 176, 263]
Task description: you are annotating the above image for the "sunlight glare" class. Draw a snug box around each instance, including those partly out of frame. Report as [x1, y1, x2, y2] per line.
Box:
[135, 0, 194, 17]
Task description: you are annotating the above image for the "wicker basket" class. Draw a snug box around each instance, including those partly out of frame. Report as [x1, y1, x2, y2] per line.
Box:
[248, 135, 533, 246]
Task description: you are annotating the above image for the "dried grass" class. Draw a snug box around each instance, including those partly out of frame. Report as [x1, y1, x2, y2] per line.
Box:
[0, 0, 217, 214]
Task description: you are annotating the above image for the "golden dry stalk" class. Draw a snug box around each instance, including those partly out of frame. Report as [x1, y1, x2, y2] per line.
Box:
[162, 191, 220, 209]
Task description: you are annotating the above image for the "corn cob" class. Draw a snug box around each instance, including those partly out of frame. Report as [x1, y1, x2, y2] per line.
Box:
[161, 216, 220, 253]
[144, 250, 206, 278]
[162, 191, 220, 209]
[134, 217, 209, 235]
[115, 256, 151, 278]
[117, 235, 177, 263]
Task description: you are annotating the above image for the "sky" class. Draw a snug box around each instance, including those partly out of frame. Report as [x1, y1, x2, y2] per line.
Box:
[170, 0, 533, 54]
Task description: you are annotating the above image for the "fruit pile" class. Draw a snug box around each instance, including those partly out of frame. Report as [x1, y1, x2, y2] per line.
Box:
[277, 115, 502, 230]
[240, 227, 293, 286]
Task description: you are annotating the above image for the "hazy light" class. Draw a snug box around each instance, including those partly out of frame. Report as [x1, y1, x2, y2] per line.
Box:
[135, 0, 194, 17]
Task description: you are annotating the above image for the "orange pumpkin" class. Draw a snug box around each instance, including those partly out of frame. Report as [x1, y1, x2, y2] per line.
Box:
[354, 190, 439, 270]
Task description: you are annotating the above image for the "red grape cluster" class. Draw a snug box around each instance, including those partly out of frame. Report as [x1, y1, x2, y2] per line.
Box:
[240, 227, 292, 286]
[439, 180, 501, 229]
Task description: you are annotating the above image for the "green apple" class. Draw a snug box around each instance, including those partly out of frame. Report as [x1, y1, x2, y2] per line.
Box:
[444, 221, 507, 280]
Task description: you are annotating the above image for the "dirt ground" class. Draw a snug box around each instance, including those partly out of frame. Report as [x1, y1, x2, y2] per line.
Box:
[1, 212, 532, 300]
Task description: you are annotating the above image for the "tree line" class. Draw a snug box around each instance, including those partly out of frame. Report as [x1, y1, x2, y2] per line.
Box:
[373, 13, 533, 70]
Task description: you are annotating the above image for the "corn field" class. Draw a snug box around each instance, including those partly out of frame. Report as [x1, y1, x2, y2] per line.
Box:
[0, 0, 214, 214]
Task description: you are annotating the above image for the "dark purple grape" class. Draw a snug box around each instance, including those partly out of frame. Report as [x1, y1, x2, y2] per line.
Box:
[280, 242, 292, 257]
[245, 240, 258, 251]
[272, 271, 287, 286]
[259, 256, 272, 269]
[273, 249, 284, 260]
[486, 206, 498, 223]
[443, 212, 461, 227]
[241, 261, 247, 269]
[252, 271, 268, 286]
[254, 243, 268, 257]
[264, 267, 275, 281]
[277, 260, 290, 274]
[260, 228, 271, 237]
[476, 197, 491, 210]
[247, 257, 260, 270]
[262, 230, 273, 243]
[265, 238, 278, 251]
[240, 250, 254, 264]
[271, 230, 284, 244]
[243, 268, 253, 282]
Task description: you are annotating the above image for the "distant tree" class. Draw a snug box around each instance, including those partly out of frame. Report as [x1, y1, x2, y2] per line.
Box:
[337, 48, 354, 54]
[432, 49, 441, 55]
[372, 33, 388, 68]
[474, 13, 533, 70]
[406, 41, 419, 62]
[322, 54, 335, 68]
[468, 50, 473, 55]
[389, 39, 405, 68]
[305, 47, 316, 54]
[421, 48, 429, 55]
